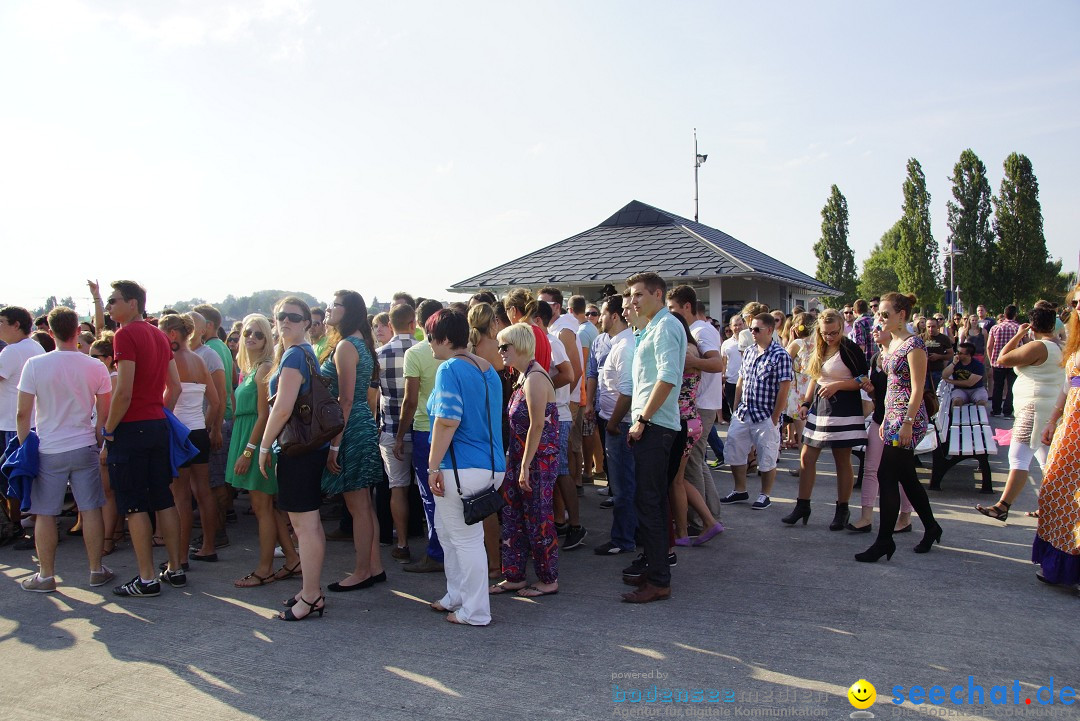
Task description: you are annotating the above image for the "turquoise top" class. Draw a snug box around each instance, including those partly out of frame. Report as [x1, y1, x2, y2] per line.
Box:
[631, 307, 687, 432]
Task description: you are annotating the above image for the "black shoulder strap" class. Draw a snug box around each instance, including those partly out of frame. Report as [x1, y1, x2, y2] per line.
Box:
[449, 356, 497, 493]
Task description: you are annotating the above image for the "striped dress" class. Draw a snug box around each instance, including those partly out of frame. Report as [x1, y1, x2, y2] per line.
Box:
[803, 351, 867, 448]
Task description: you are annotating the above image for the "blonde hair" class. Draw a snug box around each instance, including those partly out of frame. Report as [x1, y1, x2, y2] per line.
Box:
[504, 288, 540, 322]
[159, 312, 195, 339]
[789, 312, 813, 340]
[468, 302, 497, 350]
[1062, 283, 1080, 366]
[806, 308, 843, 379]
[496, 322, 536, 358]
[236, 314, 275, 374]
[741, 301, 767, 319]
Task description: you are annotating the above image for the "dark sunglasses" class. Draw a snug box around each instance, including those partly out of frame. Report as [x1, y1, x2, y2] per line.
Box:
[750, 326, 766, 334]
[90, 353, 106, 360]
[276, 312, 305, 323]
[842, 310, 853, 315]
[877, 311, 891, 319]
[105, 297, 120, 306]
[585, 311, 599, 317]
[1071, 300, 1079, 308]
[243, 329, 266, 340]
[497, 343, 511, 353]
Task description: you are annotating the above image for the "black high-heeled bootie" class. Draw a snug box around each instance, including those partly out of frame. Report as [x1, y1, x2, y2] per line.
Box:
[829, 502, 850, 531]
[781, 499, 811, 526]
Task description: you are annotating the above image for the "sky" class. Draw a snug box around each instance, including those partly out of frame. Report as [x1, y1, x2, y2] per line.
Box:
[2, 0, 1078, 316]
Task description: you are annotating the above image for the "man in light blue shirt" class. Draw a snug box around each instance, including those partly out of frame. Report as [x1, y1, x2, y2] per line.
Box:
[622, 272, 686, 603]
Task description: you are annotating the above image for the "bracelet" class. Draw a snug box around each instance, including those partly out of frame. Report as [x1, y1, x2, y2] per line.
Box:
[428, 468, 441, 475]
[330, 445, 340, 452]
[259, 447, 271, 454]
[903, 417, 915, 425]
[245, 442, 257, 451]
[800, 400, 811, 408]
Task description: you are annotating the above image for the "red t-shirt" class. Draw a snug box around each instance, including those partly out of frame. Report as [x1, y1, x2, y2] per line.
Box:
[113, 320, 173, 422]
[530, 323, 552, 371]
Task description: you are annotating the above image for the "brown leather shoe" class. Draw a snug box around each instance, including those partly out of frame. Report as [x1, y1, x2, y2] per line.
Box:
[621, 582, 671, 603]
[622, 574, 647, 587]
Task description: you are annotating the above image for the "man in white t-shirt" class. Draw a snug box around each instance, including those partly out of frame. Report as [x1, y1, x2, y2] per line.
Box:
[16, 307, 113, 592]
[535, 301, 585, 550]
[540, 287, 585, 502]
[186, 311, 226, 557]
[666, 287, 724, 526]
[0, 305, 46, 538]
[720, 314, 746, 423]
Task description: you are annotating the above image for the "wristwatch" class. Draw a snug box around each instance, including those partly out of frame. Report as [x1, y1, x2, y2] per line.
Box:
[242, 449, 253, 459]
[636, 415, 651, 426]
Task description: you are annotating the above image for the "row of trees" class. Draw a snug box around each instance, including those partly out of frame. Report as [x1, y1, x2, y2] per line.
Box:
[813, 150, 1069, 313]
[168, 290, 321, 320]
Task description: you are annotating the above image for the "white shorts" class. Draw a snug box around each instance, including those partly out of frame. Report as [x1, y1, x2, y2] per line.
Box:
[726, 415, 781, 472]
[1008, 442, 1049, 472]
[379, 431, 414, 489]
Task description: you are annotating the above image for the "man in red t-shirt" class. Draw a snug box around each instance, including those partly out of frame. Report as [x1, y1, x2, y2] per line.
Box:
[102, 280, 183, 598]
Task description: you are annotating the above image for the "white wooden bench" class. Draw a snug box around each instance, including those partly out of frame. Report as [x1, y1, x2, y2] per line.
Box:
[930, 381, 997, 493]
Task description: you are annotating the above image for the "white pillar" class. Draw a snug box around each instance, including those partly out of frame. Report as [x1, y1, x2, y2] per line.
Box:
[708, 278, 723, 318]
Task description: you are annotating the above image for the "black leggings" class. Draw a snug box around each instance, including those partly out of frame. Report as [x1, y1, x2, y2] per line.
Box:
[875, 445, 937, 544]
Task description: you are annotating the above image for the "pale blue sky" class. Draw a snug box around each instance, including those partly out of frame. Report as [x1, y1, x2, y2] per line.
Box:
[2, 1, 1077, 314]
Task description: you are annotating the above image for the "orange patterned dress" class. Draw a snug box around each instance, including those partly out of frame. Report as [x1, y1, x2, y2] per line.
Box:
[1031, 349, 1080, 585]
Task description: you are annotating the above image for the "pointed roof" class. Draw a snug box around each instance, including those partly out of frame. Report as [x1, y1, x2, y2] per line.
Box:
[448, 200, 838, 295]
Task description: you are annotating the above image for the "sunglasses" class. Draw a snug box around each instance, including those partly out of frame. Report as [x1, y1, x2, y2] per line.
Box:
[243, 329, 266, 340]
[497, 343, 511, 353]
[276, 312, 305, 323]
[105, 297, 120, 307]
[877, 311, 891, 319]
[585, 311, 599, 317]
[843, 311, 853, 315]
[90, 353, 106, 360]
[1071, 300, 1079, 308]
[750, 327, 767, 334]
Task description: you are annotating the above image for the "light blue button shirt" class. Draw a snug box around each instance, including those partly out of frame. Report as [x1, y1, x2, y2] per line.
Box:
[631, 307, 687, 432]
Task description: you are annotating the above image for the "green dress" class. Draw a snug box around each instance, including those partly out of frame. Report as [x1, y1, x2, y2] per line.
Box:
[320, 336, 382, 493]
[226, 361, 277, 494]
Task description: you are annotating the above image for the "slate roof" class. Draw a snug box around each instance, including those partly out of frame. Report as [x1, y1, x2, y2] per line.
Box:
[449, 200, 838, 295]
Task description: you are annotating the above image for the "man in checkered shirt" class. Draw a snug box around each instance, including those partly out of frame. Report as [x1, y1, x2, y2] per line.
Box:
[849, 298, 877, 364]
[719, 312, 793, 510]
[375, 303, 418, 562]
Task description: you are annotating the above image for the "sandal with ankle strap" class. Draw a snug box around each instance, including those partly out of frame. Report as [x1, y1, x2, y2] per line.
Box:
[279, 595, 325, 621]
[975, 501, 1010, 522]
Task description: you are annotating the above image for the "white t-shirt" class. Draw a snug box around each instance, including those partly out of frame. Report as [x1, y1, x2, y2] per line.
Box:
[691, 319, 724, 410]
[194, 345, 223, 416]
[550, 314, 584, 402]
[17, 350, 111, 454]
[721, 336, 743, 386]
[598, 328, 635, 423]
[0, 337, 46, 431]
[548, 332, 572, 422]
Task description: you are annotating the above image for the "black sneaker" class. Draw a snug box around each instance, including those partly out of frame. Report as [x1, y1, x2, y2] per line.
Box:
[594, 541, 626, 555]
[554, 522, 568, 537]
[719, 491, 750, 504]
[563, 526, 587, 550]
[622, 553, 648, 577]
[599, 497, 614, 509]
[159, 560, 190, 572]
[158, 568, 187, 588]
[113, 576, 161, 597]
[668, 552, 678, 567]
[751, 494, 772, 510]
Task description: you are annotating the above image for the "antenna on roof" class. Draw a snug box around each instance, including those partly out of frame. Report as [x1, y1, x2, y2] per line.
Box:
[694, 128, 708, 223]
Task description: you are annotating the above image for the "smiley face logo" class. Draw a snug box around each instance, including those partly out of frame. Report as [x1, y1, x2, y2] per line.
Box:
[848, 679, 876, 709]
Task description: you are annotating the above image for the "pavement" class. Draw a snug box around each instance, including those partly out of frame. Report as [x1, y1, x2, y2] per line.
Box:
[1, 416, 1076, 721]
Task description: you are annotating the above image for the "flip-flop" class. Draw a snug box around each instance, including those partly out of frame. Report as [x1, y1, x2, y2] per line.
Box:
[517, 585, 558, 598]
[488, 580, 527, 595]
[274, 561, 302, 580]
[234, 571, 276, 588]
[1026, 511, 1040, 518]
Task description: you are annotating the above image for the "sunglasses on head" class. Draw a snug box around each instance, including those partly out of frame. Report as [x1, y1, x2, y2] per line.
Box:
[497, 343, 511, 353]
[243, 329, 266, 340]
[276, 312, 305, 323]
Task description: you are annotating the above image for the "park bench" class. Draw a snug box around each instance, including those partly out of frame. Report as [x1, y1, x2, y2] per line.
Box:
[929, 382, 997, 493]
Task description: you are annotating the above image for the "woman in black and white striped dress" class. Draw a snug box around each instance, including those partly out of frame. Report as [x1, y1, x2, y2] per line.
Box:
[781, 309, 869, 529]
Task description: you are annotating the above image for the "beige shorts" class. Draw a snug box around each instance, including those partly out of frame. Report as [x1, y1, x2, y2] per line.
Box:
[379, 432, 414, 489]
[569, 402, 583, 455]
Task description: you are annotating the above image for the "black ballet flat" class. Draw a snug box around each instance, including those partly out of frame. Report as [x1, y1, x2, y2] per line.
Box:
[893, 524, 912, 534]
[328, 576, 375, 592]
[845, 522, 872, 534]
[372, 571, 387, 584]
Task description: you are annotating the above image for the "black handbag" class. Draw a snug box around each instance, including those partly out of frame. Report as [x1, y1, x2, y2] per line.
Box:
[449, 357, 505, 526]
[272, 349, 345, 458]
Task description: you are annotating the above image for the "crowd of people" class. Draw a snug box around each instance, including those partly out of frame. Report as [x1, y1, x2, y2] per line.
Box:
[1, 276, 1078, 624]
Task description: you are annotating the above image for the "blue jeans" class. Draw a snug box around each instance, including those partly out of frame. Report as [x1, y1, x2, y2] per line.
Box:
[410, 430, 443, 563]
[603, 418, 637, 551]
[707, 423, 724, 462]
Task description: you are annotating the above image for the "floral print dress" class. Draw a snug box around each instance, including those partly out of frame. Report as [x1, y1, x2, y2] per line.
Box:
[881, 335, 928, 448]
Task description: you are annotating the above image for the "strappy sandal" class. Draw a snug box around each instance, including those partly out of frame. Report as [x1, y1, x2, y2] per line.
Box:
[278, 595, 324, 621]
[274, 561, 302, 580]
[975, 501, 1010, 522]
[102, 531, 123, 556]
[488, 580, 527, 595]
[1026, 510, 1039, 518]
[234, 571, 276, 588]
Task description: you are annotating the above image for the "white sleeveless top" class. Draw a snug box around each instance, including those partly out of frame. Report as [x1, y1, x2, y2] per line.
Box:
[1013, 339, 1064, 450]
[175, 382, 207, 431]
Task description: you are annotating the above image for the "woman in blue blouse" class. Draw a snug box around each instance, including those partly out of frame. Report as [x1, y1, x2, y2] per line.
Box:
[425, 310, 506, 626]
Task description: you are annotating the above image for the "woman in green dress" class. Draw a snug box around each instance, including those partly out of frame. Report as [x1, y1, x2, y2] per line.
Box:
[227, 314, 302, 587]
[320, 291, 385, 591]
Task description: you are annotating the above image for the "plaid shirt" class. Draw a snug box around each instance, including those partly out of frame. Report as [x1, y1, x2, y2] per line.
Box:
[986, 320, 1021, 368]
[736, 340, 794, 423]
[375, 333, 417, 436]
[850, 313, 877, 365]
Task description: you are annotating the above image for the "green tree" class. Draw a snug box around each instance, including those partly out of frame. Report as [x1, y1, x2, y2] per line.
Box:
[813, 185, 858, 304]
[945, 149, 994, 311]
[858, 221, 902, 299]
[992, 152, 1048, 309]
[897, 158, 940, 310]
[1034, 259, 1070, 305]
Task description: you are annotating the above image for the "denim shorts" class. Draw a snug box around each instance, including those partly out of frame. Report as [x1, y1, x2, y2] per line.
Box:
[557, 420, 571, 475]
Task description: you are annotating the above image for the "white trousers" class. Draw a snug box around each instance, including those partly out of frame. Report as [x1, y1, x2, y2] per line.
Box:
[433, 467, 505, 626]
